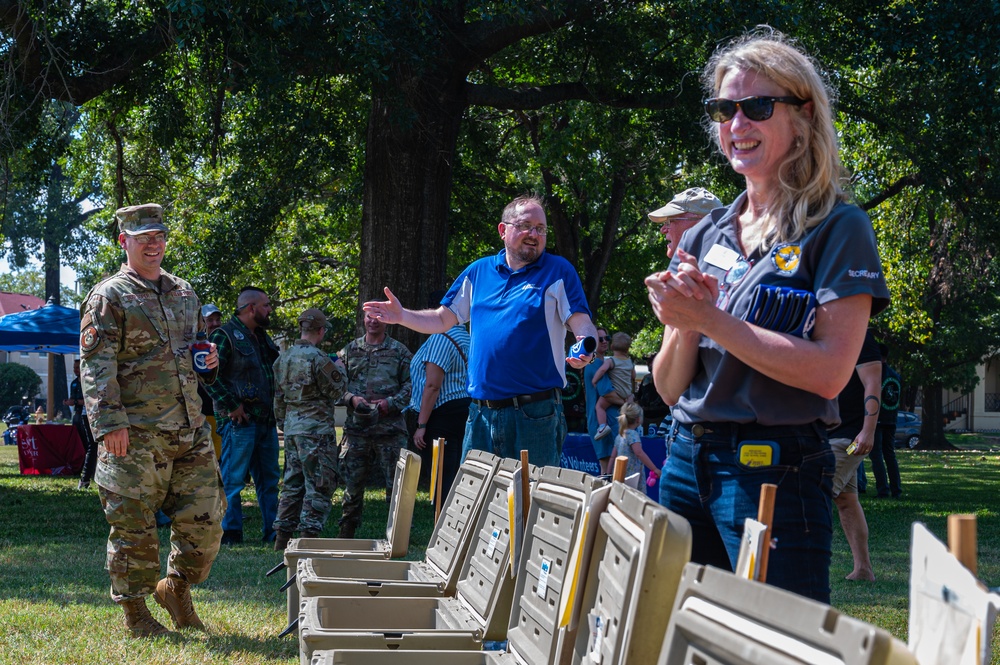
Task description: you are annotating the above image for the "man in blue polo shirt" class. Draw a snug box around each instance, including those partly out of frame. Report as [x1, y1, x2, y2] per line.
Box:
[364, 194, 597, 467]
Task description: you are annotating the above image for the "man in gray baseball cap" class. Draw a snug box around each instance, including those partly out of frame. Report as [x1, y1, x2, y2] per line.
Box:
[648, 187, 722, 258]
[201, 304, 223, 335]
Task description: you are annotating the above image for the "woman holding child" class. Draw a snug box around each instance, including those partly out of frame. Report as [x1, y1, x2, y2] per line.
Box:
[645, 30, 889, 602]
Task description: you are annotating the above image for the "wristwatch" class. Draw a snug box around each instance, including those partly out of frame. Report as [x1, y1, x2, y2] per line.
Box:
[416, 423, 427, 429]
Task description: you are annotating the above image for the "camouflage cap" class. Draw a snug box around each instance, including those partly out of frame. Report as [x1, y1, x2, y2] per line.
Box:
[116, 203, 168, 235]
[298, 307, 329, 330]
[647, 187, 723, 223]
[353, 402, 379, 428]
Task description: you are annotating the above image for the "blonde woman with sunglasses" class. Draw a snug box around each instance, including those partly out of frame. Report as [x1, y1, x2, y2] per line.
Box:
[645, 29, 889, 603]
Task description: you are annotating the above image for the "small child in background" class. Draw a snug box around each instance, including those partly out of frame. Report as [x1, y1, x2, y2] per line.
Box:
[614, 402, 661, 484]
[593, 332, 635, 439]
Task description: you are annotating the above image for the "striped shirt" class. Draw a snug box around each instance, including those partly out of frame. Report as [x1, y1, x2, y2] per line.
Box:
[409, 325, 471, 410]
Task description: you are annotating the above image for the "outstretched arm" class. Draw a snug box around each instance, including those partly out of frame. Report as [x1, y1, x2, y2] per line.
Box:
[363, 286, 458, 334]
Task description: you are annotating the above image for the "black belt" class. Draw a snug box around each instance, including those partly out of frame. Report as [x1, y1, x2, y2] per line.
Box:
[472, 389, 558, 410]
[686, 421, 823, 440]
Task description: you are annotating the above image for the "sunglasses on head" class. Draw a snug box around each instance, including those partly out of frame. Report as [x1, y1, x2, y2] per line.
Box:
[704, 96, 807, 123]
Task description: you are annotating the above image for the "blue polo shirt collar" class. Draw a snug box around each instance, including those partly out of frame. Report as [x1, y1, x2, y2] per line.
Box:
[494, 249, 545, 275]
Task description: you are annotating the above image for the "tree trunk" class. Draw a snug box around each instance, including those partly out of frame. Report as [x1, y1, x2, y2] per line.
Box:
[918, 380, 956, 450]
[357, 74, 465, 352]
[43, 235, 68, 417]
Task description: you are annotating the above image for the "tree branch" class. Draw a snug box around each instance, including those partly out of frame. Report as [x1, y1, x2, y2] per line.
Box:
[456, 5, 587, 65]
[1, 3, 177, 104]
[465, 81, 681, 111]
[860, 173, 924, 212]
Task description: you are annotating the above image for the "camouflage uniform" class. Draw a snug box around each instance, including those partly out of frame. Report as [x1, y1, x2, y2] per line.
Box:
[337, 335, 412, 536]
[80, 264, 225, 603]
[272, 340, 347, 534]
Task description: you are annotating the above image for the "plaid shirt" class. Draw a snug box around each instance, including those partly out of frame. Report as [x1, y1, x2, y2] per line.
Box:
[205, 316, 279, 419]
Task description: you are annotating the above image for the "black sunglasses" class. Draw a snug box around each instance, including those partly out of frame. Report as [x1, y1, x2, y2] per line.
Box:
[704, 96, 807, 123]
[599, 335, 611, 342]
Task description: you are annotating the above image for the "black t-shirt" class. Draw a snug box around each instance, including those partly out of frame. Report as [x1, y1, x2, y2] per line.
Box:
[830, 329, 881, 438]
[879, 362, 902, 425]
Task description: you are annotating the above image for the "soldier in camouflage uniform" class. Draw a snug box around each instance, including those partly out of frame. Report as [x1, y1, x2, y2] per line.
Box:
[272, 308, 348, 550]
[80, 203, 226, 638]
[336, 311, 412, 538]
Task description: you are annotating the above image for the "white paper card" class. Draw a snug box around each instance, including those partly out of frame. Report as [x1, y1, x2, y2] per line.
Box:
[704, 244, 739, 270]
[734, 518, 767, 581]
[486, 527, 500, 558]
[537, 558, 551, 598]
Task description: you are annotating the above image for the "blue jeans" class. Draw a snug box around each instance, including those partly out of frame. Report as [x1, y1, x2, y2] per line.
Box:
[218, 420, 280, 541]
[462, 396, 566, 467]
[659, 423, 835, 603]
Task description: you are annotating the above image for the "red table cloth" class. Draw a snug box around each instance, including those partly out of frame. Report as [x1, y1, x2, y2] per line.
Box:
[16, 424, 84, 476]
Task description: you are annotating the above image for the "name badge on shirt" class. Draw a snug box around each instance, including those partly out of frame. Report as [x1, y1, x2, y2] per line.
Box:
[704, 244, 740, 271]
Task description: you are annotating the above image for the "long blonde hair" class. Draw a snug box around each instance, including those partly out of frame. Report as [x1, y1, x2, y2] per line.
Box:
[703, 29, 849, 251]
[617, 402, 643, 437]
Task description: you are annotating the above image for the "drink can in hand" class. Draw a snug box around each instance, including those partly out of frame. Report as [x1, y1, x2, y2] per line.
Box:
[568, 336, 597, 361]
[192, 332, 212, 374]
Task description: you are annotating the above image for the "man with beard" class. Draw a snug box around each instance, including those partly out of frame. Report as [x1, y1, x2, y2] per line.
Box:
[206, 286, 281, 545]
[336, 311, 412, 538]
[364, 195, 596, 467]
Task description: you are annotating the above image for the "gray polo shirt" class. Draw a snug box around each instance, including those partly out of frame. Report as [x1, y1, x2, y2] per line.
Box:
[668, 193, 890, 428]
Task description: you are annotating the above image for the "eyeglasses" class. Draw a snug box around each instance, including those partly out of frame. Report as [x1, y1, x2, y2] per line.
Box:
[504, 222, 547, 237]
[704, 96, 807, 123]
[599, 336, 611, 342]
[131, 232, 168, 245]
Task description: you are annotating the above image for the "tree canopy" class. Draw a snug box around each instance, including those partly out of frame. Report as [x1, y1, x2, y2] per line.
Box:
[3, 1, 1000, 446]
[0, 361, 40, 410]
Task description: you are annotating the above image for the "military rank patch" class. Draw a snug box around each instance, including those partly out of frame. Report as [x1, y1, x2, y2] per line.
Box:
[81, 326, 100, 353]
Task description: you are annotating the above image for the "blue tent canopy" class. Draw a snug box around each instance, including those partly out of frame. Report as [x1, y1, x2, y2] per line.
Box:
[0, 302, 80, 355]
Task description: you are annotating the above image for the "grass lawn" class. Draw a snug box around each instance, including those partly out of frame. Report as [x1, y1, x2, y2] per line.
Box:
[0, 437, 998, 664]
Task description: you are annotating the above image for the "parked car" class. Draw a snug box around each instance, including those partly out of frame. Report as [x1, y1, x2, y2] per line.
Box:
[894, 411, 921, 449]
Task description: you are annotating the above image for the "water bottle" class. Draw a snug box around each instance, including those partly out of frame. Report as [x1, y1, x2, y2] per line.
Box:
[191, 331, 212, 374]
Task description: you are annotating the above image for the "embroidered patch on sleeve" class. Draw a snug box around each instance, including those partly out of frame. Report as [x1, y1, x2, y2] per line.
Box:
[81, 326, 100, 353]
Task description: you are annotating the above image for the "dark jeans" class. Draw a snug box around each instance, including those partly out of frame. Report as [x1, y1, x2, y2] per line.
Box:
[411, 397, 470, 502]
[659, 422, 835, 603]
[870, 424, 902, 497]
[76, 414, 98, 484]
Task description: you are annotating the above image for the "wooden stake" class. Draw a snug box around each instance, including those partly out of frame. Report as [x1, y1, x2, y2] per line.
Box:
[757, 483, 778, 583]
[612, 455, 627, 483]
[948, 513, 977, 576]
[520, 450, 530, 526]
[433, 438, 445, 523]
